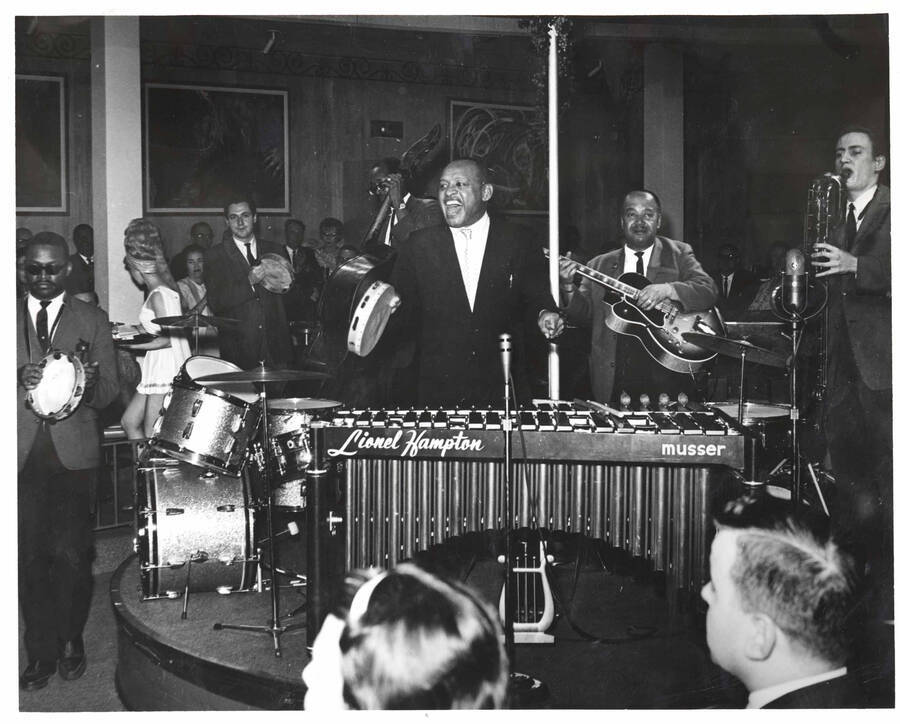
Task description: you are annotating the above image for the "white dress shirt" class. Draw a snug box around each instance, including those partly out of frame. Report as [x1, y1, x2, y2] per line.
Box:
[27, 292, 65, 343]
[847, 184, 878, 230]
[234, 236, 258, 264]
[746, 666, 847, 709]
[622, 240, 658, 275]
[451, 211, 490, 311]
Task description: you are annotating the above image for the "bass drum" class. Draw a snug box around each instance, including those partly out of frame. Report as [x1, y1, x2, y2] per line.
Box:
[136, 456, 257, 600]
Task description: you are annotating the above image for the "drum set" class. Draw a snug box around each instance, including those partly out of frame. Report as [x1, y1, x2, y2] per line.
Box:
[133, 353, 335, 654]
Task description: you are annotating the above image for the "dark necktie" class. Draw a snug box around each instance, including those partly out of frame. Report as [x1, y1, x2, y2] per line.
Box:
[244, 243, 257, 266]
[844, 203, 857, 248]
[36, 300, 51, 352]
[635, 250, 645, 276]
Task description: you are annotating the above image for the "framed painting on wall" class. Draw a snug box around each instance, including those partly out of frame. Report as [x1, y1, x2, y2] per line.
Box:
[16, 74, 68, 213]
[144, 83, 289, 213]
[448, 99, 546, 215]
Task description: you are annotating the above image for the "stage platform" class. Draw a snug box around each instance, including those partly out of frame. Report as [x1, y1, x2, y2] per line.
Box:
[111, 553, 309, 710]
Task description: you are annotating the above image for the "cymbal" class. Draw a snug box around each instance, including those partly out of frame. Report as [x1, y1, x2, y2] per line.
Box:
[153, 314, 241, 328]
[683, 332, 786, 368]
[268, 397, 342, 412]
[195, 365, 332, 384]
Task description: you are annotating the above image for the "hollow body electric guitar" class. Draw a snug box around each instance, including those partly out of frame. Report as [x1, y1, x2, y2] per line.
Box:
[549, 250, 724, 374]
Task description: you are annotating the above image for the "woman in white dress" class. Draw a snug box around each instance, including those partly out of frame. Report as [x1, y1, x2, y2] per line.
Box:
[120, 219, 191, 439]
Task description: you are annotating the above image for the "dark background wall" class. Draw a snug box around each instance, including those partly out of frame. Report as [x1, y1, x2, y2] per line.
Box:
[15, 15, 889, 271]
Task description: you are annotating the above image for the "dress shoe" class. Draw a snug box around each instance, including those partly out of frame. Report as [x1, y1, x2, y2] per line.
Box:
[20, 660, 57, 691]
[57, 636, 86, 681]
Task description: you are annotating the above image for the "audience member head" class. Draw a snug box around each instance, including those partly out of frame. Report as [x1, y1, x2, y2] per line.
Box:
[182, 243, 206, 284]
[703, 492, 859, 694]
[717, 244, 741, 275]
[23, 232, 71, 301]
[336, 245, 359, 264]
[303, 563, 508, 710]
[224, 197, 257, 243]
[620, 190, 662, 251]
[284, 218, 306, 249]
[319, 218, 344, 248]
[835, 125, 887, 198]
[189, 222, 214, 249]
[73, 224, 94, 258]
[123, 218, 177, 291]
[438, 158, 492, 228]
[16, 226, 33, 251]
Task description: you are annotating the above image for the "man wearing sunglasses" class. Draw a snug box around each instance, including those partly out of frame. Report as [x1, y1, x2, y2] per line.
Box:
[16, 232, 119, 692]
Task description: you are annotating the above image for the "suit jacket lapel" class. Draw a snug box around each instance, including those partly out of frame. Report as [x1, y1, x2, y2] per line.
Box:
[472, 222, 508, 316]
[851, 185, 888, 253]
[225, 238, 250, 270]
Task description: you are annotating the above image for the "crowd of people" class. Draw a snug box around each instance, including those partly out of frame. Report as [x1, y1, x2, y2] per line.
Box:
[15, 127, 891, 708]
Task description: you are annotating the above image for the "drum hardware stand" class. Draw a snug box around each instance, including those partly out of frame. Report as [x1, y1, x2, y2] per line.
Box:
[305, 422, 334, 650]
[213, 366, 304, 655]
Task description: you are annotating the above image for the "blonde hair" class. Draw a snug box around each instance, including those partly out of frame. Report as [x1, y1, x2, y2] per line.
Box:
[124, 218, 177, 291]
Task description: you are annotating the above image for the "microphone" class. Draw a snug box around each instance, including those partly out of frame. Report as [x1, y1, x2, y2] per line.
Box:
[499, 333, 512, 387]
[782, 248, 807, 316]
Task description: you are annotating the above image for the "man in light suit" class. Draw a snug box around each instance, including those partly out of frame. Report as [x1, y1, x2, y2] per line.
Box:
[703, 492, 867, 708]
[17, 232, 119, 691]
[205, 196, 292, 370]
[559, 190, 717, 406]
[390, 158, 564, 408]
[812, 125, 891, 598]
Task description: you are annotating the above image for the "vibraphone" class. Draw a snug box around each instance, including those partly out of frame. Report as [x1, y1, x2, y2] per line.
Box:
[318, 402, 748, 595]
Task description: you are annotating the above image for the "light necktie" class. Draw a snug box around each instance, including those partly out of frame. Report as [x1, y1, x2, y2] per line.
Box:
[244, 243, 257, 266]
[36, 300, 51, 352]
[635, 250, 645, 276]
[844, 203, 857, 248]
[722, 275, 730, 298]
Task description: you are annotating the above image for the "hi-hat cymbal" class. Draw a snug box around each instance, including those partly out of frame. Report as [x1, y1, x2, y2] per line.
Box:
[196, 365, 332, 384]
[153, 314, 240, 328]
[268, 397, 342, 412]
[683, 332, 786, 368]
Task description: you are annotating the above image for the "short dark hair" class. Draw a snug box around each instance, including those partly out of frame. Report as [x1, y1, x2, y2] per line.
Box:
[182, 243, 205, 258]
[223, 197, 257, 217]
[73, 223, 93, 239]
[285, 218, 305, 231]
[319, 217, 343, 234]
[190, 222, 213, 236]
[330, 564, 508, 709]
[373, 157, 403, 176]
[445, 157, 490, 185]
[837, 125, 887, 158]
[621, 189, 662, 214]
[714, 493, 859, 666]
[27, 231, 69, 258]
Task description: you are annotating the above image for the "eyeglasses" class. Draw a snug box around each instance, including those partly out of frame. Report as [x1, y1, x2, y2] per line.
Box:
[25, 262, 67, 276]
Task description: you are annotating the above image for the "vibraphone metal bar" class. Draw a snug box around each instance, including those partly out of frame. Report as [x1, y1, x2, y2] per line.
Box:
[319, 404, 747, 598]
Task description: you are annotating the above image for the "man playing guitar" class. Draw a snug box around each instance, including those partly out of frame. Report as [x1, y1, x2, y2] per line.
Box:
[558, 189, 718, 407]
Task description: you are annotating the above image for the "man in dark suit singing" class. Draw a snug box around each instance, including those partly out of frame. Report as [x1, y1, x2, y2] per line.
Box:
[390, 158, 564, 408]
[205, 196, 292, 370]
[811, 125, 891, 605]
[703, 492, 867, 708]
[17, 232, 119, 690]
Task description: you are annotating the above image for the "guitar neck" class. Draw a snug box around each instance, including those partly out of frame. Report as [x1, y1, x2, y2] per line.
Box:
[553, 252, 677, 316]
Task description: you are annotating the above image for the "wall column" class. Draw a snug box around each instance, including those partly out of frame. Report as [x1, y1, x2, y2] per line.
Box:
[91, 17, 143, 320]
[643, 43, 684, 241]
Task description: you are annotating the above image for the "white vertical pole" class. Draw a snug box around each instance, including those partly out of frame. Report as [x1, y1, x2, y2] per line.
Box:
[547, 23, 561, 400]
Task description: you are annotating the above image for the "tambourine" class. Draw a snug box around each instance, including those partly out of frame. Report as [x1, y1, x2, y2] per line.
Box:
[347, 280, 401, 357]
[25, 350, 86, 421]
[257, 253, 295, 294]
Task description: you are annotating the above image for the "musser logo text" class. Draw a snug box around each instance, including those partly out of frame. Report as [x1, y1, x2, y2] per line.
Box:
[661, 443, 728, 457]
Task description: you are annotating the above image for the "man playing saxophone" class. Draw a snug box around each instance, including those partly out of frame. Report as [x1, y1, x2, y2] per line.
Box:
[811, 125, 891, 603]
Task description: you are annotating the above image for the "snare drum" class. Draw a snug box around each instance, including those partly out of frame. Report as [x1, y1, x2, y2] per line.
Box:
[135, 457, 257, 600]
[25, 351, 86, 421]
[150, 356, 261, 476]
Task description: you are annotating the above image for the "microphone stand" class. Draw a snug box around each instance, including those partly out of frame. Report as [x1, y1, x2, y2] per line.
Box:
[498, 334, 548, 707]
